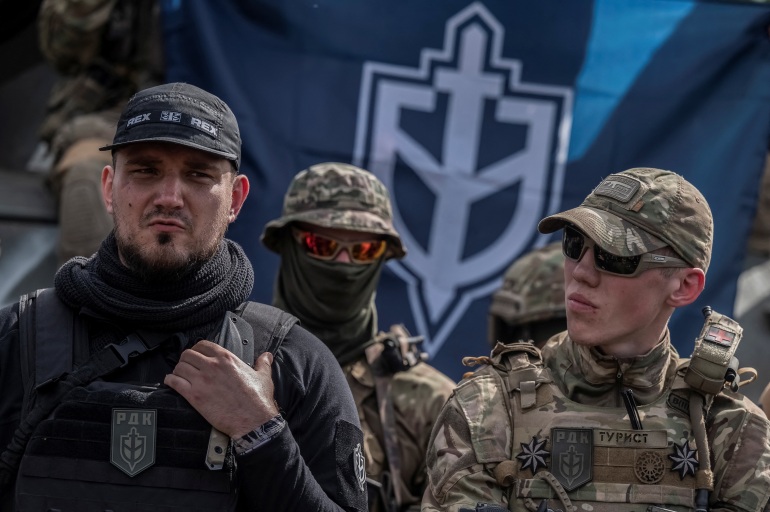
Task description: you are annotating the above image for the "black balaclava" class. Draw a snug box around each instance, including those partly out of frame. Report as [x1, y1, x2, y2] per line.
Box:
[273, 237, 384, 365]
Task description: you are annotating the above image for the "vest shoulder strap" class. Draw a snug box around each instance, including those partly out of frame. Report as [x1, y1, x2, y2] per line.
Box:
[18, 288, 82, 417]
[488, 341, 553, 409]
[18, 294, 299, 408]
[233, 301, 299, 364]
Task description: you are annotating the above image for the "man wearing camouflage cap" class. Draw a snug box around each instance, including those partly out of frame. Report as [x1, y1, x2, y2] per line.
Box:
[262, 162, 455, 512]
[423, 167, 770, 512]
[488, 241, 567, 349]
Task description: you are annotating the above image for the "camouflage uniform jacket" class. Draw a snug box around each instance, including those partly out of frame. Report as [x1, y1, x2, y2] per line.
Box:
[422, 332, 770, 512]
[345, 356, 455, 511]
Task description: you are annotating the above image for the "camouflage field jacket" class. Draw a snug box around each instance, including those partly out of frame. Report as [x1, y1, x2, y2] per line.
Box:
[422, 332, 770, 512]
[345, 357, 455, 511]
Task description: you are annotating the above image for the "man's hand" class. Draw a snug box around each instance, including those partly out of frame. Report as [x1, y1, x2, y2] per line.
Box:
[164, 340, 279, 438]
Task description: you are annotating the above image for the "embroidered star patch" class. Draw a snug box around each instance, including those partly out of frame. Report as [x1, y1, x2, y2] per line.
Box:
[516, 436, 550, 473]
[669, 440, 698, 479]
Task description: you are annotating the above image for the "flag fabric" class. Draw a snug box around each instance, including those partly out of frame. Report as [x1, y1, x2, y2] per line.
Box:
[161, 0, 770, 380]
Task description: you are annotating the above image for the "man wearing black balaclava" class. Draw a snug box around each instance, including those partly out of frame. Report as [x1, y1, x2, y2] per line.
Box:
[262, 162, 455, 512]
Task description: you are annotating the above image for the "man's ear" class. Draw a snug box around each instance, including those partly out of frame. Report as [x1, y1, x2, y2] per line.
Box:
[229, 174, 250, 222]
[101, 165, 115, 214]
[667, 268, 706, 308]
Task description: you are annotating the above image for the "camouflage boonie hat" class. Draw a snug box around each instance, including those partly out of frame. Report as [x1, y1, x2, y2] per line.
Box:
[261, 162, 406, 259]
[538, 167, 713, 272]
[490, 241, 566, 326]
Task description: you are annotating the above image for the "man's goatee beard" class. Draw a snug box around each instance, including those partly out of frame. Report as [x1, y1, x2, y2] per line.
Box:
[117, 232, 221, 284]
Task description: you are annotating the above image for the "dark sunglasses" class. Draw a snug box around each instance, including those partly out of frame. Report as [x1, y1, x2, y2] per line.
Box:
[562, 225, 689, 277]
[293, 229, 387, 264]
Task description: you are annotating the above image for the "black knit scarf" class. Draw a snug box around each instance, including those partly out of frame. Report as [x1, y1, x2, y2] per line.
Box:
[54, 232, 254, 333]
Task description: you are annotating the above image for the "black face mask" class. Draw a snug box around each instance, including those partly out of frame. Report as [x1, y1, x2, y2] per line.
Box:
[273, 239, 384, 364]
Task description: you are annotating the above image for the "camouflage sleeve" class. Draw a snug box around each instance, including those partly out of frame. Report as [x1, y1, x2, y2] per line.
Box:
[398, 364, 456, 497]
[708, 394, 770, 511]
[38, 0, 118, 72]
[422, 373, 511, 512]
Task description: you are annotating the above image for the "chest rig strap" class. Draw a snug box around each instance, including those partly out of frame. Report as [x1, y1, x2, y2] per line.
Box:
[460, 342, 555, 493]
[523, 472, 573, 512]
[498, 344, 554, 496]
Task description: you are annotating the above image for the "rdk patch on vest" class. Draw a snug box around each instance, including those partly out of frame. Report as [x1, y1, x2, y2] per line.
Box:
[551, 428, 592, 491]
[111, 408, 157, 477]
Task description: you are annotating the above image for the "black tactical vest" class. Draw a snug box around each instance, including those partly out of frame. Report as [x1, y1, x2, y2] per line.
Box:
[9, 288, 297, 512]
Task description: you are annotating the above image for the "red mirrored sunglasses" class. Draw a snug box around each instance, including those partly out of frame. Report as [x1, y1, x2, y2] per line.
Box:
[293, 229, 387, 264]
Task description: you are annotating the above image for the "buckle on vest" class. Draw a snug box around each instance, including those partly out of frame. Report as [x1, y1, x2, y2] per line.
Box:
[108, 333, 150, 367]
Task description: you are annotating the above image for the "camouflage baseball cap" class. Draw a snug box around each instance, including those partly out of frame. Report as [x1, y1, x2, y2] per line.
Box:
[261, 162, 406, 259]
[489, 241, 566, 326]
[100, 82, 241, 169]
[538, 167, 713, 272]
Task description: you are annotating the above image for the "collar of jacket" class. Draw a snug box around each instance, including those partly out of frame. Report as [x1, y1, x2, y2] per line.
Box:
[545, 330, 678, 407]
